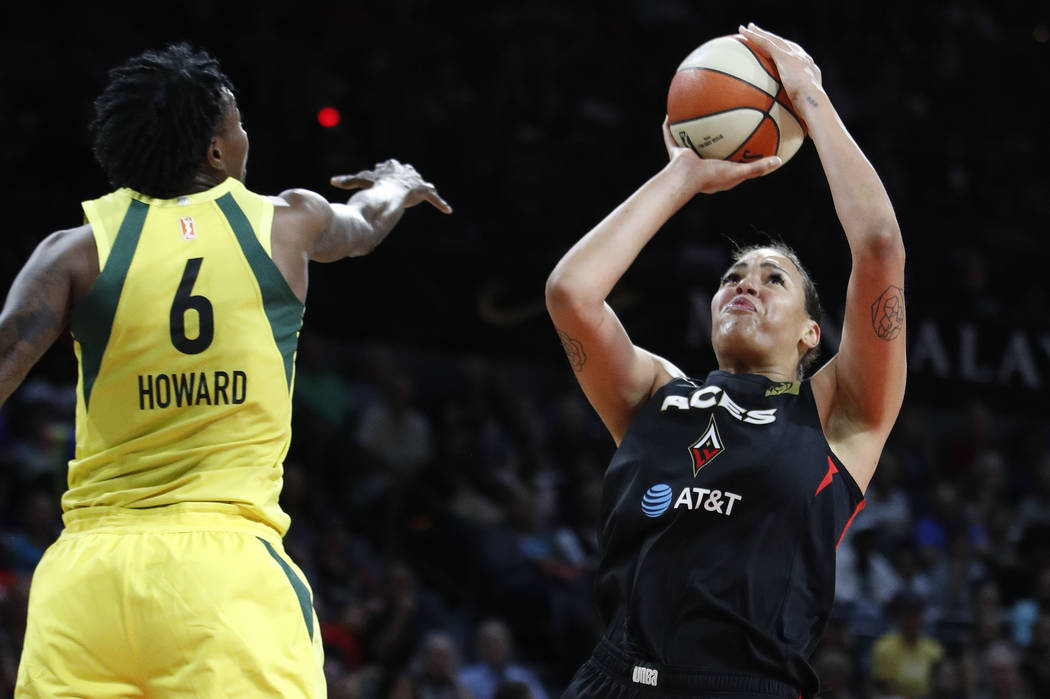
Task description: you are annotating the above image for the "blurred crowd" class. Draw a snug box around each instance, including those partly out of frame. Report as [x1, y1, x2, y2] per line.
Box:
[1, 332, 1048, 698]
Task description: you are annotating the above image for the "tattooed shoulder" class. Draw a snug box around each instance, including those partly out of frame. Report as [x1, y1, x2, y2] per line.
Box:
[870, 285, 905, 341]
[557, 329, 587, 372]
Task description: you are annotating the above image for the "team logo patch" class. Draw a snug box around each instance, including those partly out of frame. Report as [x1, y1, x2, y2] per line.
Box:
[179, 216, 196, 240]
[765, 381, 800, 397]
[688, 415, 724, 476]
[641, 484, 673, 518]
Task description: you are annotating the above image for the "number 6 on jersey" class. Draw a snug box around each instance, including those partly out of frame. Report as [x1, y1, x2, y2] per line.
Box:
[169, 257, 214, 354]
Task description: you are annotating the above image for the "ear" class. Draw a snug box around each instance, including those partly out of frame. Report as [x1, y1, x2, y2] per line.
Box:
[205, 136, 224, 171]
[801, 318, 820, 352]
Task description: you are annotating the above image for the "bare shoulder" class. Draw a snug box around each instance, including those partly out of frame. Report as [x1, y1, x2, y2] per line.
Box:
[38, 224, 99, 302]
[809, 356, 890, 493]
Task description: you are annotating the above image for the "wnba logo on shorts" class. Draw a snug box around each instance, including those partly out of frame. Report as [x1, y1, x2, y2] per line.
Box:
[632, 665, 659, 686]
[179, 216, 196, 240]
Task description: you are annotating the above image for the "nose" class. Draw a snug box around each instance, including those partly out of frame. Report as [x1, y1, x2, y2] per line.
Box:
[734, 277, 758, 295]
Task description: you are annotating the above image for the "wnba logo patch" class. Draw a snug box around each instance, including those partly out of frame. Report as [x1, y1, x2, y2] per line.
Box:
[179, 216, 196, 240]
[641, 484, 673, 518]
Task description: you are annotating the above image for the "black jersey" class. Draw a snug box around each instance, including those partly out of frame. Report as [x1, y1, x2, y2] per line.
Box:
[595, 370, 865, 697]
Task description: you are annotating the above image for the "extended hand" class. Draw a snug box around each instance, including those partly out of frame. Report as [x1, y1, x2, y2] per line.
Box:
[331, 159, 452, 214]
[663, 117, 781, 194]
[739, 23, 823, 110]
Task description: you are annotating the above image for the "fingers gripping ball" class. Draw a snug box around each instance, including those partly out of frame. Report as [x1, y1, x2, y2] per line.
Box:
[667, 35, 805, 163]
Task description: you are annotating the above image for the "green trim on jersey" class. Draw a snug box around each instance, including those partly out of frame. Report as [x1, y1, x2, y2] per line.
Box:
[215, 192, 303, 388]
[71, 199, 150, 408]
[257, 537, 314, 640]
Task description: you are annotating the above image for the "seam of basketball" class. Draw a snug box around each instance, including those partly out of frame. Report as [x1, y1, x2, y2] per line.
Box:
[674, 66, 777, 100]
[669, 106, 768, 126]
[733, 37, 779, 83]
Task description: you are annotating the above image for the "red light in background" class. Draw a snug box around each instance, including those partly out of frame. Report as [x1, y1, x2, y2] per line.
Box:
[317, 107, 341, 128]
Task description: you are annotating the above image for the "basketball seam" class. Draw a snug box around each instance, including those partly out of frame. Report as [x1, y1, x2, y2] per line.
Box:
[674, 66, 777, 100]
[669, 106, 767, 127]
[773, 85, 804, 126]
[729, 113, 779, 162]
[734, 37, 778, 83]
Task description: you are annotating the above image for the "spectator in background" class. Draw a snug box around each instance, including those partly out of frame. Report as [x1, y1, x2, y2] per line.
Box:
[412, 631, 472, 699]
[871, 591, 945, 698]
[493, 681, 533, 699]
[1, 489, 59, 576]
[1018, 613, 1050, 697]
[930, 657, 969, 699]
[356, 371, 433, 479]
[975, 642, 1031, 699]
[1012, 456, 1050, 540]
[459, 618, 548, 699]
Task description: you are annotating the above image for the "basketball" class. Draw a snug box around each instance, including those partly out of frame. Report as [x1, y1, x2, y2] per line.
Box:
[667, 34, 805, 164]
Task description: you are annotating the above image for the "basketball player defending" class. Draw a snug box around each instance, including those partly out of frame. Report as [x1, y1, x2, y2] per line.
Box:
[547, 25, 905, 699]
[1, 45, 450, 697]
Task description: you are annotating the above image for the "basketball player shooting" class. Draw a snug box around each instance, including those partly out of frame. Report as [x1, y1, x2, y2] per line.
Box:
[0, 44, 449, 697]
[547, 24, 906, 699]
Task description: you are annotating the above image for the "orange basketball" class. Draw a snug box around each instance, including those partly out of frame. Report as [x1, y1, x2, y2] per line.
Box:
[667, 34, 805, 163]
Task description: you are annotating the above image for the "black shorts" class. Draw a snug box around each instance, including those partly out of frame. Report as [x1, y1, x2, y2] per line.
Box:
[562, 638, 801, 699]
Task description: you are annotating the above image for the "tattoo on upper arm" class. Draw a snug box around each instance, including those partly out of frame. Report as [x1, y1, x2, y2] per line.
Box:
[557, 329, 587, 372]
[870, 285, 905, 341]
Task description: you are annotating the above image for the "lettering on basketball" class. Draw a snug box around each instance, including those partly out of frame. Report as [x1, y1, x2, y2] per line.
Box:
[660, 385, 777, 425]
[137, 370, 247, 410]
[870, 285, 906, 341]
[740, 149, 762, 161]
[557, 329, 587, 372]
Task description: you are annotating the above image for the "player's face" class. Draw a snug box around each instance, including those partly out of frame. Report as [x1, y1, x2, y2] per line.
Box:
[215, 92, 249, 182]
[710, 248, 818, 375]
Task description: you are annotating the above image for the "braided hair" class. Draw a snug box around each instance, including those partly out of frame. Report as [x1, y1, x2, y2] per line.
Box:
[91, 43, 233, 198]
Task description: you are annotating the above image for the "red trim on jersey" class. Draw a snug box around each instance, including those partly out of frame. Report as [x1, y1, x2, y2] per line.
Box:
[836, 499, 866, 549]
[815, 455, 838, 495]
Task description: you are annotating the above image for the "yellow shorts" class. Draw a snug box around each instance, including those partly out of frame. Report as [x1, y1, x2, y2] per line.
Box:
[16, 506, 325, 698]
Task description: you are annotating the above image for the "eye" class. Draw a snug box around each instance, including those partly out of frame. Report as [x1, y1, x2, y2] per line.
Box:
[721, 272, 741, 285]
[768, 273, 785, 286]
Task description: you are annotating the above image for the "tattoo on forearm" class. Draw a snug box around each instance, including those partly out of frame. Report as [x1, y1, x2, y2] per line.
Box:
[557, 329, 587, 372]
[870, 285, 905, 341]
[805, 94, 819, 108]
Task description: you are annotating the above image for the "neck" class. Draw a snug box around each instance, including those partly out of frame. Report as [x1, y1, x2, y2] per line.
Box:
[716, 357, 797, 382]
[186, 171, 228, 194]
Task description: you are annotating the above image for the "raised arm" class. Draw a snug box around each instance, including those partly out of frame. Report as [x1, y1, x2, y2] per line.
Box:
[742, 24, 906, 489]
[546, 123, 779, 443]
[270, 159, 451, 301]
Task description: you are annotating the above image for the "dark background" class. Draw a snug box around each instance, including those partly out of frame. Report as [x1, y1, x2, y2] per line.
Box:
[1, 2, 1049, 698]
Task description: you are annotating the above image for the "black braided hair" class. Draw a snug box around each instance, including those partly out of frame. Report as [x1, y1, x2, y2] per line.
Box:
[91, 43, 233, 198]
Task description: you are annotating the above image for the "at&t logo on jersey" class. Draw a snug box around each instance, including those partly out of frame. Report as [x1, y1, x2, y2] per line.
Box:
[660, 384, 776, 425]
[641, 483, 742, 518]
[641, 484, 673, 517]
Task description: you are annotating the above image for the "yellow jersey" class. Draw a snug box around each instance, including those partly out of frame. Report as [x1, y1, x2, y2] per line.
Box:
[64, 178, 303, 535]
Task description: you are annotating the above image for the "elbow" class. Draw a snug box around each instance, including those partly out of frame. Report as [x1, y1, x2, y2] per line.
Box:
[855, 223, 905, 265]
[545, 266, 595, 323]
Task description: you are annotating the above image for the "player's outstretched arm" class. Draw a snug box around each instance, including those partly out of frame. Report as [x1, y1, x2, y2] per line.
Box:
[0, 226, 95, 408]
[741, 23, 906, 489]
[278, 159, 451, 264]
[546, 121, 780, 444]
